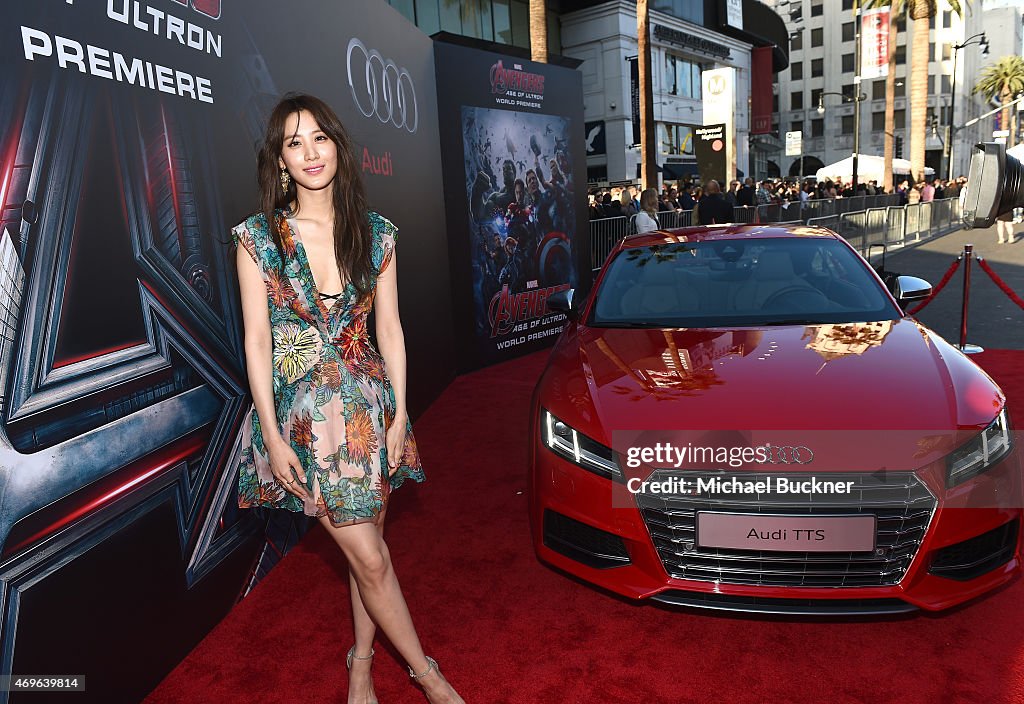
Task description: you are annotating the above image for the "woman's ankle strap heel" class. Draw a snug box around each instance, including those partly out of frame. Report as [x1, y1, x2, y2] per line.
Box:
[346, 645, 375, 670]
[408, 655, 439, 681]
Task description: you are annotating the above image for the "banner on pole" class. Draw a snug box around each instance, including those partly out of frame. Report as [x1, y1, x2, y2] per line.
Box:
[750, 46, 773, 135]
[861, 7, 890, 80]
[628, 56, 640, 148]
[785, 131, 803, 157]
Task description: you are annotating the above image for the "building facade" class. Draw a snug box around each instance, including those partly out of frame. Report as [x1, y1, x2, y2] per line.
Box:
[561, 1, 755, 186]
[764, 0, 1022, 182]
[386, 0, 563, 53]
[386, 0, 788, 188]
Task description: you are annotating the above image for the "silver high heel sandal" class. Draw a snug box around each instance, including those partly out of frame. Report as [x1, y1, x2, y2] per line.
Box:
[346, 646, 377, 704]
[408, 656, 439, 682]
[409, 656, 463, 702]
[346, 645, 375, 669]
[411, 658, 468, 699]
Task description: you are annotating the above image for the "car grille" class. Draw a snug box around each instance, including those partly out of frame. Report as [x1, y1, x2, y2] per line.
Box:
[636, 470, 937, 588]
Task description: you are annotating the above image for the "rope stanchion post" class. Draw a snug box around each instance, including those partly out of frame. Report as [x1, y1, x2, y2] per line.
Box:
[958, 244, 983, 354]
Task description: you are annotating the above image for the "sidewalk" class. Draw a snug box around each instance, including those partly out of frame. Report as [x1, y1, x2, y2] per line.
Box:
[883, 223, 1024, 350]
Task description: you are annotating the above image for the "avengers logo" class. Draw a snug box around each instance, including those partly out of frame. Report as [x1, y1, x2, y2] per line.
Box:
[169, 0, 221, 19]
[761, 444, 814, 465]
[489, 61, 546, 96]
[489, 283, 569, 338]
[346, 38, 419, 134]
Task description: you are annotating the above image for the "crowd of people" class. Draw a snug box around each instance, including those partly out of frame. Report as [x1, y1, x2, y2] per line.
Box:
[588, 174, 970, 221]
[586, 172, 1022, 243]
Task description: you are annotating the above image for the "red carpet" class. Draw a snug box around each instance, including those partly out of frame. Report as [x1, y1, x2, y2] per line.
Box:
[146, 349, 1024, 704]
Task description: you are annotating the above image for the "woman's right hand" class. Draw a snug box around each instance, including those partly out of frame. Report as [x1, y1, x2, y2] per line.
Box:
[266, 438, 310, 501]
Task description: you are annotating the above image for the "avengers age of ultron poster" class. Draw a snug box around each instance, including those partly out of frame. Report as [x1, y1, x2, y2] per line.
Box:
[462, 106, 577, 353]
[435, 41, 588, 371]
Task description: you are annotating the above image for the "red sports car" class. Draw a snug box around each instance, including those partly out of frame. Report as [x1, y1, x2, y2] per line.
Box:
[529, 224, 1021, 614]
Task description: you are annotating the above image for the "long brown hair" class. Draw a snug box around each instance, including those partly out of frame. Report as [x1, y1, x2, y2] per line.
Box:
[639, 188, 659, 215]
[257, 93, 373, 298]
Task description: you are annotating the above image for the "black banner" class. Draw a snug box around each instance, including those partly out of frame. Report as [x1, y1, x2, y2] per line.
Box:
[628, 56, 640, 148]
[585, 120, 606, 156]
[435, 42, 590, 371]
[694, 123, 728, 185]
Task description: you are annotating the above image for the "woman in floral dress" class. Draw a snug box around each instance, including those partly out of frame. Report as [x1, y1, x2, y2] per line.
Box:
[231, 94, 464, 704]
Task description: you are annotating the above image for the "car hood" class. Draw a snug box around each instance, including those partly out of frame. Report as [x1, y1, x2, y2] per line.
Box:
[549, 319, 1005, 473]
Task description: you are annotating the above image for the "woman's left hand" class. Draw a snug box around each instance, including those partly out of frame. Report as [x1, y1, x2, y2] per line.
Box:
[385, 412, 408, 476]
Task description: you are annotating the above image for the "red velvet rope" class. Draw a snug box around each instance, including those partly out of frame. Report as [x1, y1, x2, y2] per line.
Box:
[906, 257, 961, 315]
[978, 258, 1024, 311]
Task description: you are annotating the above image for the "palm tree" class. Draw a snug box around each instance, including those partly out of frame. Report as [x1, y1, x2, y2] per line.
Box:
[974, 56, 1024, 148]
[906, 0, 933, 187]
[530, 0, 547, 63]
[882, 6, 902, 193]
[638, 0, 657, 188]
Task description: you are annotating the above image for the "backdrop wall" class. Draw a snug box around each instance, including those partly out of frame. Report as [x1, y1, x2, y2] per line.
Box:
[0, 1, 452, 700]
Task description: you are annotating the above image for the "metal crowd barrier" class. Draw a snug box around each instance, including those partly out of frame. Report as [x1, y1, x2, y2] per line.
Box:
[658, 209, 694, 229]
[886, 206, 906, 248]
[589, 197, 963, 270]
[729, 194, 902, 226]
[814, 198, 961, 260]
[590, 216, 630, 270]
[591, 209, 694, 269]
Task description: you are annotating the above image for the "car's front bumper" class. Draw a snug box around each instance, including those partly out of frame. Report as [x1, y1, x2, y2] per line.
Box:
[529, 435, 1023, 614]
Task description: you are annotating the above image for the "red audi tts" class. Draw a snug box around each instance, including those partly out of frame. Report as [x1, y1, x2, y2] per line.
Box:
[529, 225, 1021, 614]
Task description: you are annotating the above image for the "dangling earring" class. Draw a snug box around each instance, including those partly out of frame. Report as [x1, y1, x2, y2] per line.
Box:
[280, 167, 291, 194]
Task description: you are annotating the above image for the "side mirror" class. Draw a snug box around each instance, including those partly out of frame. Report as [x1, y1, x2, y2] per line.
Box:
[894, 275, 932, 307]
[546, 289, 579, 320]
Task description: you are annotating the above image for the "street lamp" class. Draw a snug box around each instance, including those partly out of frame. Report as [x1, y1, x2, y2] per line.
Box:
[818, 90, 868, 188]
[947, 32, 989, 181]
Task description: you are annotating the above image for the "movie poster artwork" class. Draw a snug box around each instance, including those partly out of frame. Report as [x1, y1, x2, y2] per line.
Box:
[461, 106, 577, 352]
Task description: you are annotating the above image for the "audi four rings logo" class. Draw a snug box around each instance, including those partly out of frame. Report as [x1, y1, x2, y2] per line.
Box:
[762, 445, 814, 465]
[346, 38, 418, 134]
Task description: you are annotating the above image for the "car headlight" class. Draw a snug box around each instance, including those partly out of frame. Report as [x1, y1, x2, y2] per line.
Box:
[947, 408, 1013, 486]
[541, 409, 621, 480]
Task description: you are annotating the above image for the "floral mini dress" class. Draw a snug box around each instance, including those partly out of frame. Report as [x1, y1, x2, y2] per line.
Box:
[232, 209, 423, 526]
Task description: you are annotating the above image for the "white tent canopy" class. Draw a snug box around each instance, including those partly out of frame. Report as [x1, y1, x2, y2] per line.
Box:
[814, 154, 935, 182]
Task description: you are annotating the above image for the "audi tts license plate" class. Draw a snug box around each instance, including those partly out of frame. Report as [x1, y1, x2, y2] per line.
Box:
[696, 512, 877, 552]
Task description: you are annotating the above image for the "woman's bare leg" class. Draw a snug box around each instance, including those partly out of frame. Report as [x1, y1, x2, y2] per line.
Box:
[350, 565, 377, 650]
[345, 509, 386, 704]
[318, 514, 463, 703]
[998, 219, 1013, 243]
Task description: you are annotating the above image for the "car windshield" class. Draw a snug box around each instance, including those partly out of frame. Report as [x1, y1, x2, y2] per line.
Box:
[588, 237, 901, 327]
